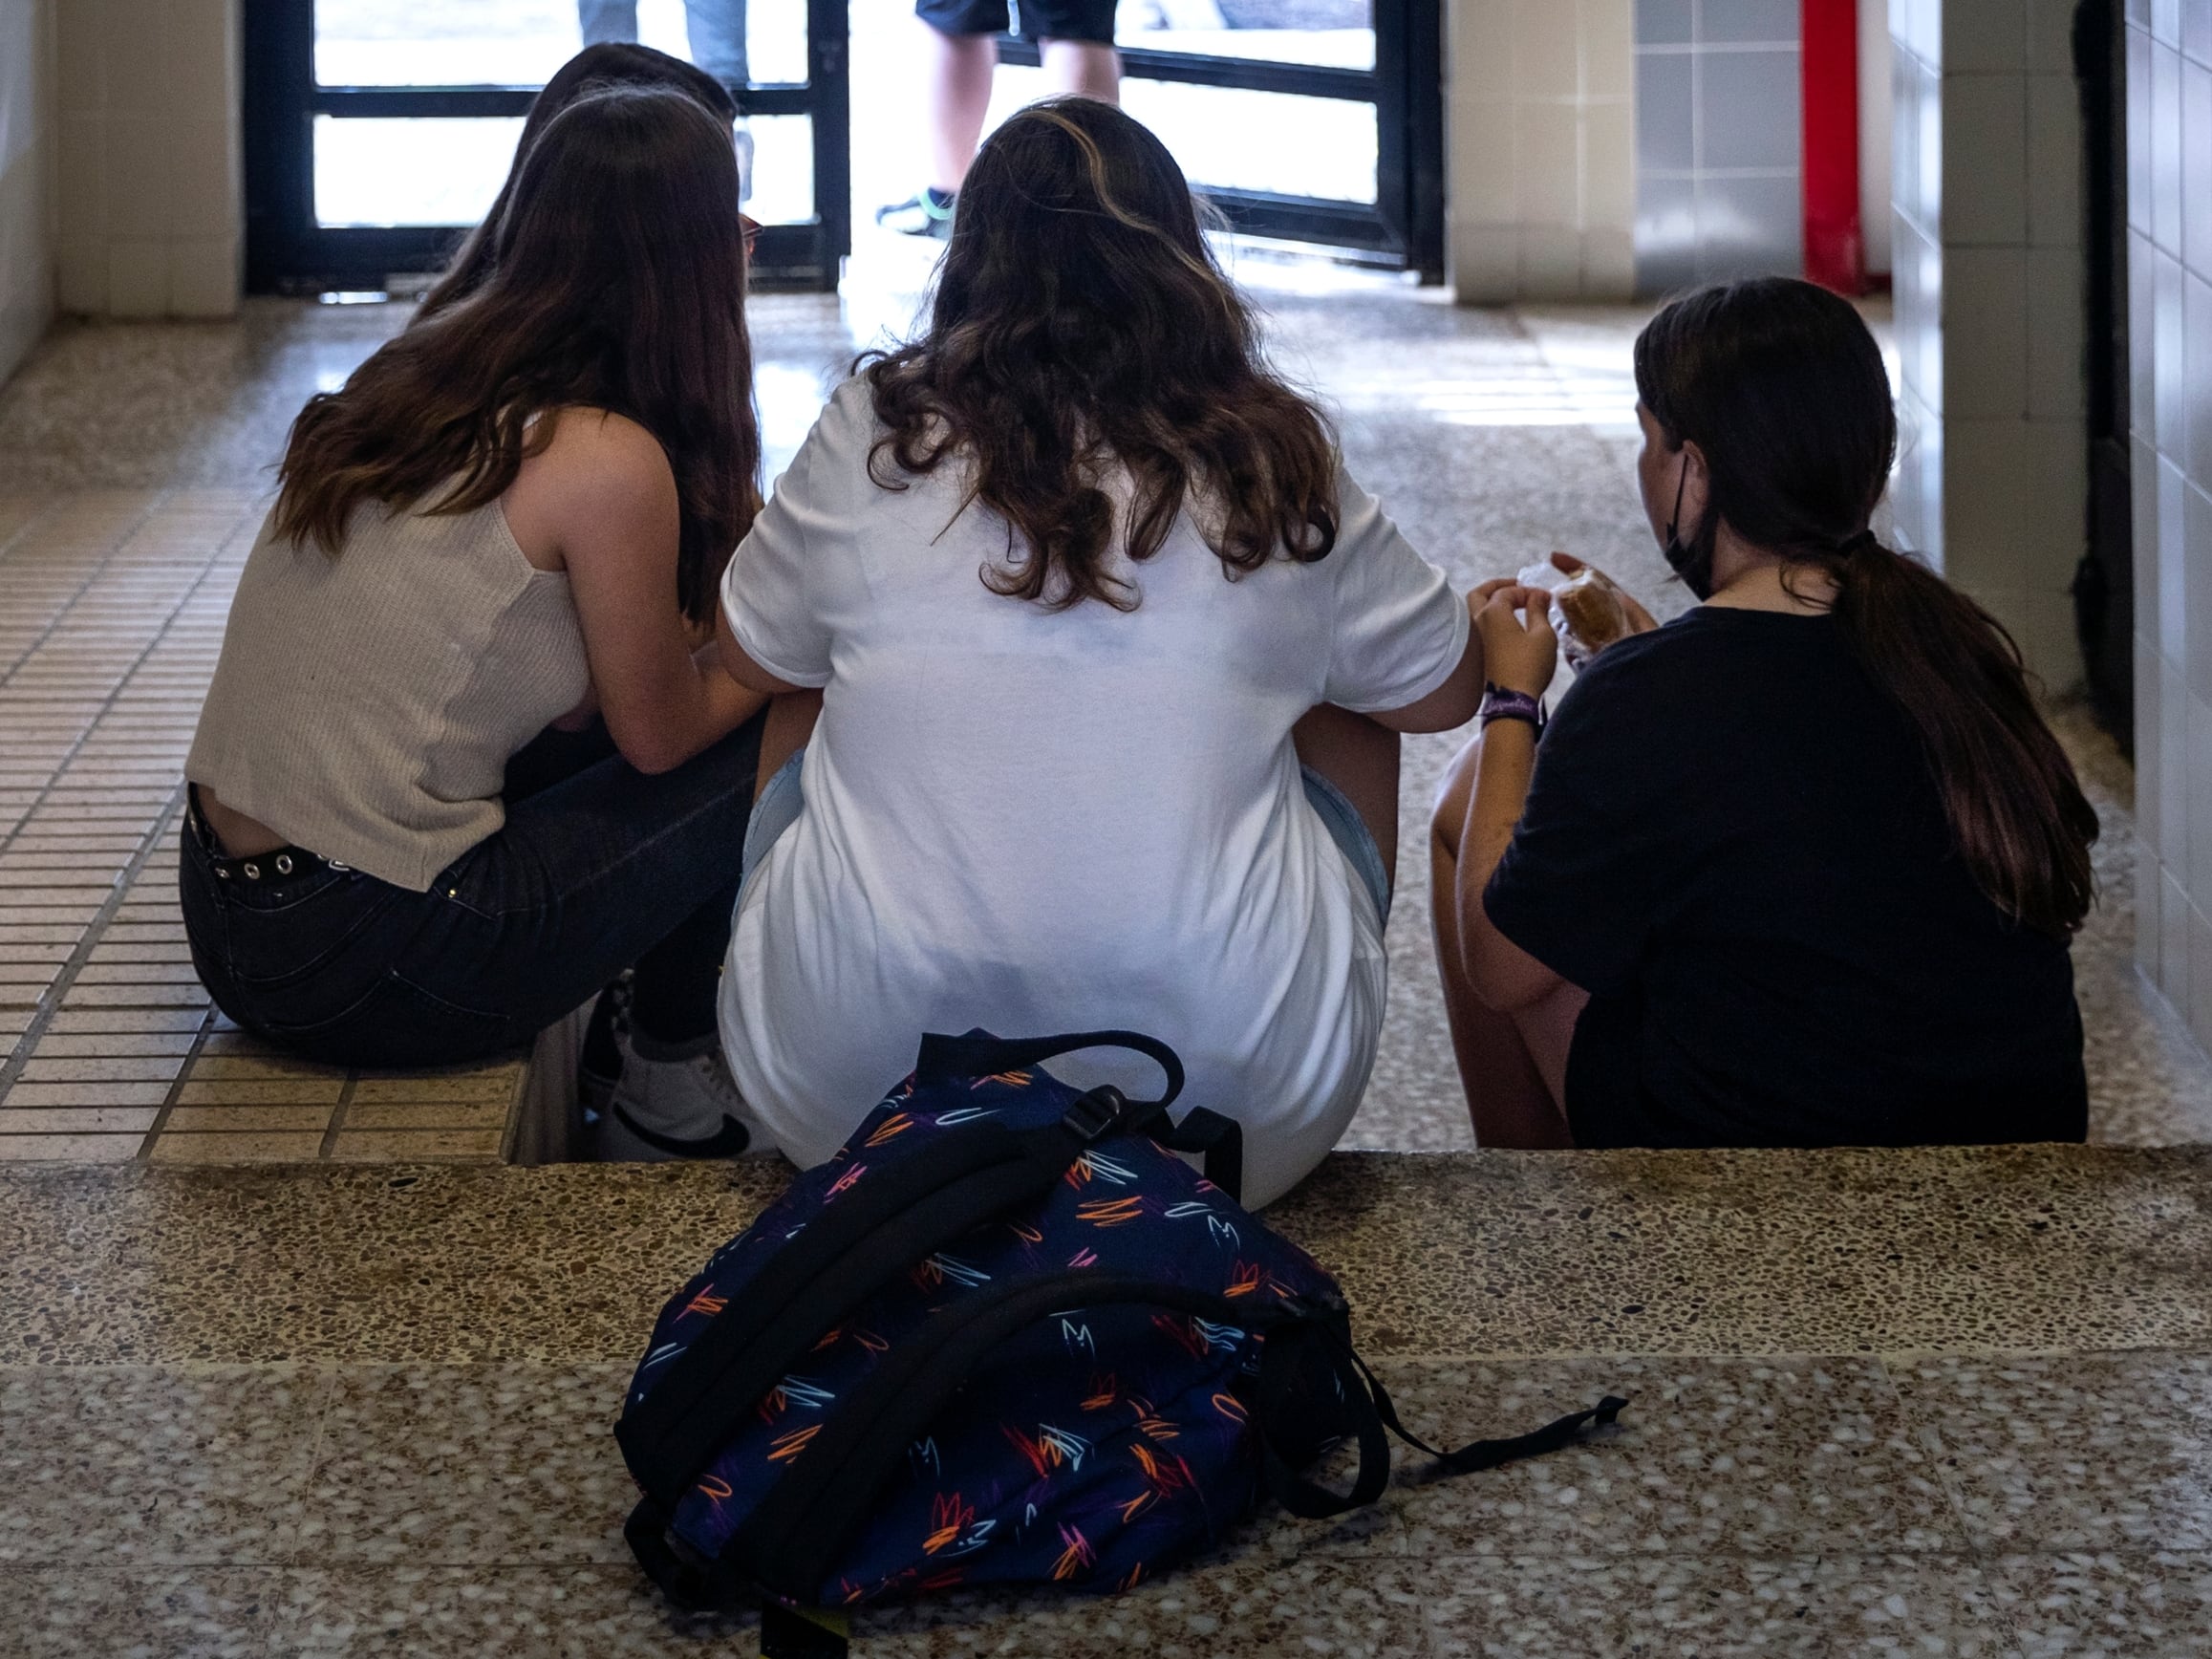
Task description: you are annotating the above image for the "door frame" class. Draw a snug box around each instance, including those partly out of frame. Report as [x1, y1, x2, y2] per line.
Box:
[242, 0, 851, 293]
[995, 0, 1444, 279]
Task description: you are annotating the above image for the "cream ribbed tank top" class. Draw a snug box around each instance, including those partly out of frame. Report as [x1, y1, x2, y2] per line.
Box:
[187, 495, 591, 893]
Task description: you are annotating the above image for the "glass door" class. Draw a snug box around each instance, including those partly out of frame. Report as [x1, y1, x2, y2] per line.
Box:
[244, 0, 851, 292]
[997, 0, 1442, 277]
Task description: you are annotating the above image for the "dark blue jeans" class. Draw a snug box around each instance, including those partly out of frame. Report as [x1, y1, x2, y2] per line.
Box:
[179, 716, 762, 1069]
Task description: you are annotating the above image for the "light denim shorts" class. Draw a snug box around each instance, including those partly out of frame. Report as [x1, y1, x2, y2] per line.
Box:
[739, 750, 1390, 923]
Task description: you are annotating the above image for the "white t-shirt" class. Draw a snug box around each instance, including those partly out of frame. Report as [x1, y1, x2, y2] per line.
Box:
[717, 377, 1467, 1207]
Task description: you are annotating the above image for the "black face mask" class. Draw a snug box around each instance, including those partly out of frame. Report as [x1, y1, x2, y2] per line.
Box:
[1659, 453, 1716, 601]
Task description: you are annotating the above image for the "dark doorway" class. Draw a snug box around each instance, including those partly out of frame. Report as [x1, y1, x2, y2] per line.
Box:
[243, 0, 851, 293]
[997, 0, 1444, 278]
[2072, 0, 2133, 752]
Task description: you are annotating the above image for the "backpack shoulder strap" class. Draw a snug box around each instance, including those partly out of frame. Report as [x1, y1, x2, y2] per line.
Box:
[617, 1089, 1138, 1507]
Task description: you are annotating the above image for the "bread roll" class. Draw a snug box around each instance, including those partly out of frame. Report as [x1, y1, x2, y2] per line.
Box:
[1553, 569, 1630, 658]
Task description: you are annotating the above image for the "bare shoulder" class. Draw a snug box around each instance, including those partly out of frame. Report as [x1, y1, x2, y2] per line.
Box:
[505, 407, 677, 569]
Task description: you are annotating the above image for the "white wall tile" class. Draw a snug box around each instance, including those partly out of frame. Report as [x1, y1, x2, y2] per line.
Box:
[2162, 863, 2193, 1008]
[2137, 432, 2165, 643]
[2155, 38, 2186, 250]
[2137, 632, 2164, 859]
[55, 239, 102, 312]
[2185, 0, 2212, 65]
[2188, 269, 2212, 487]
[2188, 479, 2212, 695]
[2130, 26, 2154, 234]
[2156, 244, 2189, 450]
[2191, 903, 2212, 1050]
[1453, 0, 1517, 101]
[54, 109, 102, 251]
[2189, 688, 2212, 907]
[2139, 843, 2163, 970]
[2156, 0, 2184, 46]
[1450, 223, 1519, 302]
[2186, 56, 2212, 275]
[2164, 655, 2193, 886]
[2161, 454, 2190, 665]
[165, 117, 232, 239]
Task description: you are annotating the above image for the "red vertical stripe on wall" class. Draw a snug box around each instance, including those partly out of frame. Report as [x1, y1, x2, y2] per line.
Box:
[1802, 0, 1865, 294]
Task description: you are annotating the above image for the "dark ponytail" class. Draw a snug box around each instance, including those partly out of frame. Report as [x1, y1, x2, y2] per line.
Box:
[1634, 279, 2097, 937]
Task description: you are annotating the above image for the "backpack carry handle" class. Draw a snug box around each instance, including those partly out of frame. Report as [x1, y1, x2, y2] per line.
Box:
[913, 1029, 1186, 1110]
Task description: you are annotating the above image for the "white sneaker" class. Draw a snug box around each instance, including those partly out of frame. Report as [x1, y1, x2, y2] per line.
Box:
[596, 1045, 770, 1162]
[734, 118, 756, 205]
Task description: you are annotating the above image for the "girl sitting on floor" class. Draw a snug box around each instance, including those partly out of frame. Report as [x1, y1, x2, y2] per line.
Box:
[713, 97, 1485, 1206]
[1432, 276, 2097, 1150]
[183, 88, 768, 1158]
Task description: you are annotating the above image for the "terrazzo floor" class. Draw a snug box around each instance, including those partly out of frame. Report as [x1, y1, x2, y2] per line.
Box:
[8, 1148, 2212, 1654]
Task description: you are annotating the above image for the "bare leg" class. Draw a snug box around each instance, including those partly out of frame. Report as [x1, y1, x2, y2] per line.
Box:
[927, 28, 999, 193]
[1291, 703, 1399, 891]
[1429, 730, 1582, 1147]
[754, 690, 822, 802]
[1041, 37, 1121, 102]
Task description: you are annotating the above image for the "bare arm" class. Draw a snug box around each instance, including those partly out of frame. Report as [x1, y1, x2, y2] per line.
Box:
[1444, 584, 1569, 1011]
[509, 410, 765, 774]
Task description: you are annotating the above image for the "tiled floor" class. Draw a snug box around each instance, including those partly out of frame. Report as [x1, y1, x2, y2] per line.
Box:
[0, 490, 531, 1165]
[2, 271, 2209, 1167]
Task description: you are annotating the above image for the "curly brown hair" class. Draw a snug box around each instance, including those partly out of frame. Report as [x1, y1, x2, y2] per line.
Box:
[863, 97, 1340, 611]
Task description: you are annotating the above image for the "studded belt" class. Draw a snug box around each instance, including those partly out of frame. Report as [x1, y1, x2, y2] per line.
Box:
[186, 786, 353, 884]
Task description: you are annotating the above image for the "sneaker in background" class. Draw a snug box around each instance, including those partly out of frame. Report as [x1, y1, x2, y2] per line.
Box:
[876, 186, 956, 240]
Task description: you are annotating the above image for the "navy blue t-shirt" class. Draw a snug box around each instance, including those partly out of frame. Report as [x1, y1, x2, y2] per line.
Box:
[1482, 606, 2087, 1149]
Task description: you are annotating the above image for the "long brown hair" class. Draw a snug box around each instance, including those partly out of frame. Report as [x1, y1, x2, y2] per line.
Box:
[419, 44, 738, 319]
[864, 97, 1339, 611]
[274, 86, 759, 624]
[1635, 278, 2098, 936]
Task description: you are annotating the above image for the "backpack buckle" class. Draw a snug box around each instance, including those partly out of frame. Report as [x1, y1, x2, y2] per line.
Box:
[1061, 1086, 1127, 1142]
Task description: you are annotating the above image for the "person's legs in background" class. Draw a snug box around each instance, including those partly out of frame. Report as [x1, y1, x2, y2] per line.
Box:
[879, 0, 1121, 236]
[680, 0, 755, 197]
[577, 0, 637, 46]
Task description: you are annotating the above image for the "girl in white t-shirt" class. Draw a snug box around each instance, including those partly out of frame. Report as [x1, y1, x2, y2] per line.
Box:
[712, 97, 1484, 1205]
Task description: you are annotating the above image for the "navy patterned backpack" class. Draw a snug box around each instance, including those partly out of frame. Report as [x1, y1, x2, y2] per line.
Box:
[615, 1030, 1625, 1648]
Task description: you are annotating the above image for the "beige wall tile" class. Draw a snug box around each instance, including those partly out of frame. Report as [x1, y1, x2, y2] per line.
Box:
[1450, 222, 1519, 302]
[168, 233, 236, 318]
[1512, 0, 1580, 98]
[1579, 0, 1633, 99]
[1450, 95, 1517, 225]
[1450, 0, 1516, 102]
[105, 237, 166, 318]
[1513, 100, 1581, 227]
[1580, 99, 1635, 232]
[1517, 224, 1584, 297]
